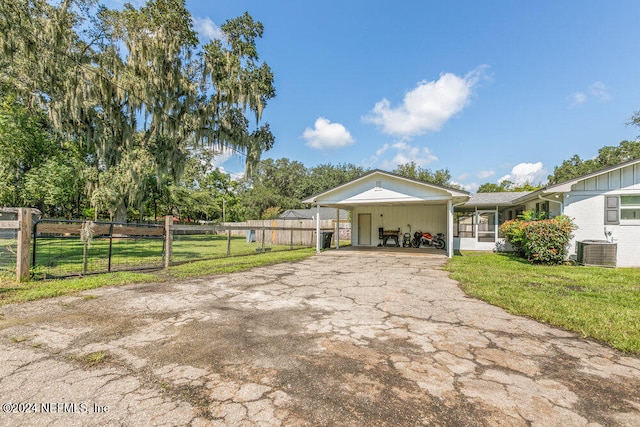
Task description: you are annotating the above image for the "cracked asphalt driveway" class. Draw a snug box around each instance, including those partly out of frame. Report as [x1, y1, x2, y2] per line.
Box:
[1, 250, 640, 426]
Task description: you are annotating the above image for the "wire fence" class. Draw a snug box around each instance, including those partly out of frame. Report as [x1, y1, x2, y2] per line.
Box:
[0, 210, 20, 274]
[32, 220, 164, 278]
[28, 218, 351, 278]
[170, 223, 334, 264]
[0, 228, 18, 273]
[0, 215, 351, 280]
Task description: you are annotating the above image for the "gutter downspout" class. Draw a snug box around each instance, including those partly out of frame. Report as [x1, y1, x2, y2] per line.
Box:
[538, 194, 564, 215]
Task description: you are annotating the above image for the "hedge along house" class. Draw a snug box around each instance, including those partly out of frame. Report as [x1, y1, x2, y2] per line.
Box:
[508, 157, 640, 267]
[302, 170, 470, 257]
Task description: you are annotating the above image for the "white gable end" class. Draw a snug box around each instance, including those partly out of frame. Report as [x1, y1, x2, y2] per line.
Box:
[341, 187, 428, 204]
[306, 171, 461, 205]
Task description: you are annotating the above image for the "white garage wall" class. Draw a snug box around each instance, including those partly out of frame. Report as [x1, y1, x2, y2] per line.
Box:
[351, 205, 447, 246]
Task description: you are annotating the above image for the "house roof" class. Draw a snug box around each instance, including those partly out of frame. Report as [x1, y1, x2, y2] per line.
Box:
[302, 169, 469, 205]
[512, 156, 640, 204]
[463, 192, 532, 207]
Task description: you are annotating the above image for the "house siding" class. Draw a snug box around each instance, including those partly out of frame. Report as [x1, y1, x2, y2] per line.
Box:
[513, 162, 640, 267]
[562, 163, 640, 267]
[352, 205, 446, 246]
[563, 194, 640, 267]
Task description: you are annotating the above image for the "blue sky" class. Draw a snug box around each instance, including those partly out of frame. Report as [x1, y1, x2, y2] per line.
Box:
[108, 0, 640, 192]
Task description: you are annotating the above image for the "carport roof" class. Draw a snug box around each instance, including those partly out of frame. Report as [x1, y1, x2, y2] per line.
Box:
[303, 169, 470, 207]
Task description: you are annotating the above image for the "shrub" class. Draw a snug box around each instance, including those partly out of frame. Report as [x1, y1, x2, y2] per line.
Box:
[500, 215, 576, 264]
[500, 219, 527, 256]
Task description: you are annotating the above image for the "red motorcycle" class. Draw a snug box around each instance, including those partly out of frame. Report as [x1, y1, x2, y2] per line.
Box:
[411, 231, 446, 250]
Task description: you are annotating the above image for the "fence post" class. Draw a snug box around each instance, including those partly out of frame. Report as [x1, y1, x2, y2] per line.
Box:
[107, 223, 114, 272]
[226, 229, 231, 256]
[164, 216, 173, 268]
[16, 208, 31, 282]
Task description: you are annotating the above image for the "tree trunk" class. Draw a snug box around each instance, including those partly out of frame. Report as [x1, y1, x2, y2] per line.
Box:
[114, 200, 127, 223]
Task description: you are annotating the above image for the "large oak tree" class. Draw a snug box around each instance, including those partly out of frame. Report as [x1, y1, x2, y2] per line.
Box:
[0, 0, 274, 221]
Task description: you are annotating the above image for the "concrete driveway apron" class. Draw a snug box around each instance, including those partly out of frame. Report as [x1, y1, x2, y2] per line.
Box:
[1, 250, 639, 426]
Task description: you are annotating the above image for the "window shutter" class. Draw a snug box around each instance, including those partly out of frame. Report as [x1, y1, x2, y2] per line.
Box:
[604, 196, 620, 225]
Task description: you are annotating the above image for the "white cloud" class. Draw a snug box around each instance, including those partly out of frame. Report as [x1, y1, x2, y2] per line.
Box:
[499, 162, 547, 186]
[568, 81, 611, 107]
[588, 81, 611, 102]
[303, 117, 355, 150]
[478, 169, 495, 179]
[372, 140, 438, 170]
[193, 17, 224, 41]
[568, 91, 587, 106]
[363, 65, 488, 137]
[466, 182, 479, 193]
[210, 146, 235, 166]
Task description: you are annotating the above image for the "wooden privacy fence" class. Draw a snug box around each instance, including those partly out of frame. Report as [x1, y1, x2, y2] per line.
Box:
[246, 219, 349, 246]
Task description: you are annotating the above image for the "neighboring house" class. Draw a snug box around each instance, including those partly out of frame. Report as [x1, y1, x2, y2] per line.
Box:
[304, 159, 640, 267]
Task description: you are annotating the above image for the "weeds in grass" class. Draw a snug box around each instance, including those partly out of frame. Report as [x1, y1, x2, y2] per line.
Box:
[74, 351, 110, 367]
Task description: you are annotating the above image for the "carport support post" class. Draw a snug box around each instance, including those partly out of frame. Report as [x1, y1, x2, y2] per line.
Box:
[335, 208, 339, 249]
[16, 208, 31, 282]
[315, 205, 321, 253]
[447, 200, 453, 258]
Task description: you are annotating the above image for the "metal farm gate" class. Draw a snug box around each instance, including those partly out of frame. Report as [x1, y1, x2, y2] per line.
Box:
[32, 219, 164, 278]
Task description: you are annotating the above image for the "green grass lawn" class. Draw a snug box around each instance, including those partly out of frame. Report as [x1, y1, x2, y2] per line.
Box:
[445, 252, 640, 354]
[0, 248, 315, 306]
[29, 234, 310, 278]
[33, 236, 164, 276]
[171, 234, 309, 262]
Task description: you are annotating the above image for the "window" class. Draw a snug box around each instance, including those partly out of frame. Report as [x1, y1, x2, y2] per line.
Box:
[605, 195, 640, 224]
[375, 180, 382, 191]
[621, 195, 640, 220]
[535, 201, 549, 218]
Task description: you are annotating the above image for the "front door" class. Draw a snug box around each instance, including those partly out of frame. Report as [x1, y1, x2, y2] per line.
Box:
[477, 211, 497, 242]
[358, 213, 371, 245]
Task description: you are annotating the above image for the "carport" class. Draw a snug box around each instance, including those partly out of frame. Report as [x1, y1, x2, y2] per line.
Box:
[303, 170, 470, 257]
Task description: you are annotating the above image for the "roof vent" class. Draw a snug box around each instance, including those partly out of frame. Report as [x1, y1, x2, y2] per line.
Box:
[375, 180, 382, 190]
